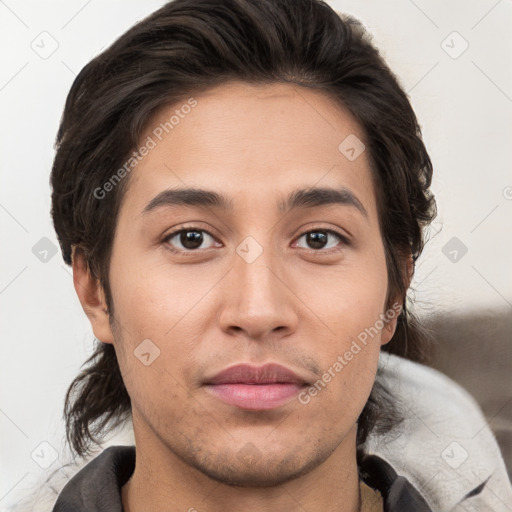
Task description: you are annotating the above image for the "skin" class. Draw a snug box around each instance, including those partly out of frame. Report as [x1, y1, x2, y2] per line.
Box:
[73, 81, 407, 512]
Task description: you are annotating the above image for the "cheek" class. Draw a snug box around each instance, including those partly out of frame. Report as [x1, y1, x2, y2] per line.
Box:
[108, 252, 204, 338]
[282, 262, 388, 424]
[296, 327, 381, 433]
[107, 257, 210, 388]
[293, 246, 389, 338]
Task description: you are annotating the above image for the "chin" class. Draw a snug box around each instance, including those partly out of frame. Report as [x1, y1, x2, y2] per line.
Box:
[186, 446, 330, 488]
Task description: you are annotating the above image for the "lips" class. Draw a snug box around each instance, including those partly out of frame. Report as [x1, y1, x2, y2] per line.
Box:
[204, 363, 309, 385]
[203, 363, 309, 411]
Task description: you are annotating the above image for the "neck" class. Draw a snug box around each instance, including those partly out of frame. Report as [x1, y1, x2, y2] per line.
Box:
[122, 422, 361, 512]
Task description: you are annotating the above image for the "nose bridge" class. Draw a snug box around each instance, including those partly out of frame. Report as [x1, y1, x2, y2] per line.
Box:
[237, 236, 277, 301]
[234, 233, 280, 306]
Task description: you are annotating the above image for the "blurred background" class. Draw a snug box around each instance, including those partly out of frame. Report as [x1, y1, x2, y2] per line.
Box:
[1, 0, 511, 508]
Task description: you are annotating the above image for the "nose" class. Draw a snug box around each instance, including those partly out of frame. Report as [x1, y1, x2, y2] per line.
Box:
[217, 240, 298, 341]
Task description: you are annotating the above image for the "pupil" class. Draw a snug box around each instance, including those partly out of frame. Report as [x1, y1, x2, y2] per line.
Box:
[308, 231, 327, 249]
[181, 230, 203, 249]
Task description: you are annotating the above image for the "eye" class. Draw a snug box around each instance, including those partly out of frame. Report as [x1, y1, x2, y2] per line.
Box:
[163, 228, 220, 252]
[293, 229, 347, 252]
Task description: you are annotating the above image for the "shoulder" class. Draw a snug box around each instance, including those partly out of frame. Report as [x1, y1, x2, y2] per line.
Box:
[49, 445, 135, 512]
[6, 445, 135, 512]
[364, 352, 512, 511]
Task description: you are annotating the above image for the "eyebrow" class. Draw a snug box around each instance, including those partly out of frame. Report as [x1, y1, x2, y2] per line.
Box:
[141, 185, 367, 217]
[278, 186, 367, 217]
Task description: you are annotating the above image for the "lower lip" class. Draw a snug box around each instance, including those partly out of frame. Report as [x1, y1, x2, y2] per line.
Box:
[203, 383, 304, 410]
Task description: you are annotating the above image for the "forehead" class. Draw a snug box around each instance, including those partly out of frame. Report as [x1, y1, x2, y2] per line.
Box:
[120, 80, 377, 220]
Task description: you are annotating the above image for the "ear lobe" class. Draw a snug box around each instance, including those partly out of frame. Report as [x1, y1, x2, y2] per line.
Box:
[381, 251, 413, 346]
[380, 314, 398, 346]
[72, 246, 114, 345]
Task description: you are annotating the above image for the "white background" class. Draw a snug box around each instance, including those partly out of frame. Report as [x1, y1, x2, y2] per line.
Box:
[1, 0, 511, 508]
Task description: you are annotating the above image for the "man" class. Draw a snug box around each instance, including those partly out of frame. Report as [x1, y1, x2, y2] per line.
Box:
[45, 0, 510, 510]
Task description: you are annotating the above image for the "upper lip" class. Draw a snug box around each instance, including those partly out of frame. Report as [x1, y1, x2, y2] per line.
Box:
[204, 363, 309, 385]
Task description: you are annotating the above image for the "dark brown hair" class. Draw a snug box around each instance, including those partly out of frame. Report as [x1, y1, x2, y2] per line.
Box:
[50, 0, 436, 460]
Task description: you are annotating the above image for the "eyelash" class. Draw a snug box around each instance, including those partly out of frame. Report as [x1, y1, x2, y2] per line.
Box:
[162, 226, 349, 255]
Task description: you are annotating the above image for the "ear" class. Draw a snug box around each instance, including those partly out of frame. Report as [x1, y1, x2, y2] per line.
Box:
[72, 246, 114, 344]
[381, 251, 414, 346]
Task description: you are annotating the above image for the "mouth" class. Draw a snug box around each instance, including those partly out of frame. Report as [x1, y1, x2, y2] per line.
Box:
[202, 363, 309, 411]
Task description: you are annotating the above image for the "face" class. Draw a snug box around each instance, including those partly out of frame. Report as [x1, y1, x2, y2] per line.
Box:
[78, 81, 399, 487]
